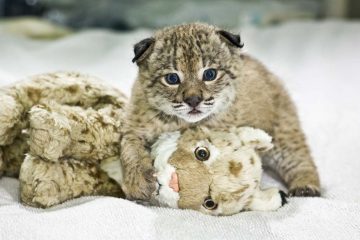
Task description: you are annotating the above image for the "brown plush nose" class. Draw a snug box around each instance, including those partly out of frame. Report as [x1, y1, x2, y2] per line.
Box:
[184, 96, 203, 108]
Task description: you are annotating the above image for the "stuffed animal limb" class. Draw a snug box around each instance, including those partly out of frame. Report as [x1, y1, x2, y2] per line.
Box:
[0, 132, 29, 177]
[19, 101, 125, 207]
[28, 102, 123, 162]
[20, 155, 123, 208]
[245, 188, 287, 212]
[0, 71, 126, 148]
[0, 93, 26, 146]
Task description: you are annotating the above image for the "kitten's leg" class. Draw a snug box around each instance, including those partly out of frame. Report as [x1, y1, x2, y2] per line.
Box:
[247, 188, 287, 211]
[265, 91, 320, 197]
[120, 132, 156, 200]
[19, 155, 123, 208]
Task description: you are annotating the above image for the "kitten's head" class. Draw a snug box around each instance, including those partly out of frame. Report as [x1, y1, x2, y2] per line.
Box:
[132, 23, 244, 123]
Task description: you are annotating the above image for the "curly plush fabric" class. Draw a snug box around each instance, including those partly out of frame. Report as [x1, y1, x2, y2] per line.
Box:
[0, 72, 126, 207]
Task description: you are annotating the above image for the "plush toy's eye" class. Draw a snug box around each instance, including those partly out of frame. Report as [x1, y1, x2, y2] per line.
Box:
[203, 68, 217, 81]
[203, 196, 218, 210]
[195, 147, 210, 161]
[165, 73, 180, 85]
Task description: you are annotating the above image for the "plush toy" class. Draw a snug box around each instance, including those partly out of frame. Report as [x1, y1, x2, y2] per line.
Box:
[0, 72, 287, 214]
[103, 126, 287, 216]
[151, 127, 287, 215]
[0, 72, 127, 207]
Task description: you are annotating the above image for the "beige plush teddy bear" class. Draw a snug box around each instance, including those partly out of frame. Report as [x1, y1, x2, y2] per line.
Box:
[0, 72, 126, 207]
[0, 72, 287, 213]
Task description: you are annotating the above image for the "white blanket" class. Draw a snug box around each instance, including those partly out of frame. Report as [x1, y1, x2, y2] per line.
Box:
[1, 21, 360, 240]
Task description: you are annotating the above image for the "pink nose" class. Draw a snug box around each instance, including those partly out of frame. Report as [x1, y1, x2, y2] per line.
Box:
[169, 172, 179, 192]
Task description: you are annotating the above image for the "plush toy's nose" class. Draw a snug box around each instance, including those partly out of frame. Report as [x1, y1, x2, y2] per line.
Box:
[169, 172, 179, 192]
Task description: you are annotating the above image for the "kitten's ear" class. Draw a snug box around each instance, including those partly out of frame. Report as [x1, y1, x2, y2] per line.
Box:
[217, 30, 244, 48]
[132, 37, 155, 63]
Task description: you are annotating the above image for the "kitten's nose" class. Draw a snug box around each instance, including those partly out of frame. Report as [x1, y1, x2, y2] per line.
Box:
[184, 96, 203, 108]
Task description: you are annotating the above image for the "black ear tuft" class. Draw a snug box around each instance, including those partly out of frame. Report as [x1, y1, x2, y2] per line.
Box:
[132, 37, 155, 63]
[217, 30, 244, 48]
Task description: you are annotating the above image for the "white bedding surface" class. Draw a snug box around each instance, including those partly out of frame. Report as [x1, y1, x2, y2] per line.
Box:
[1, 21, 360, 240]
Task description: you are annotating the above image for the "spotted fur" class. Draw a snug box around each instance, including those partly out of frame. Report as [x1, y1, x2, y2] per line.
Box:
[121, 23, 320, 200]
[150, 126, 287, 216]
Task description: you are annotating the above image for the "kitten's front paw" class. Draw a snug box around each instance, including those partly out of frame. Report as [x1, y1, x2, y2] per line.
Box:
[122, 167, 157, 201]
[289, 185, 320, 197]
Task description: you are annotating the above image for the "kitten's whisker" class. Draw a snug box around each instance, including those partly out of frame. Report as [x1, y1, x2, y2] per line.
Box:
[147, 112, 162, 123]
[173, 104, 184, 109]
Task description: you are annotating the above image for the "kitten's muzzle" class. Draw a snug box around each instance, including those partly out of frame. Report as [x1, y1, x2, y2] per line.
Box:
[184, 95, 203, 108]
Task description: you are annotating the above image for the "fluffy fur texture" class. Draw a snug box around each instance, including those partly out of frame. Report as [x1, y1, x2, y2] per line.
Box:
[150, 126, 287, 216]
[121, 22, 320, 200]
[1, 72, 286, 214]
[151, 131, 181, 208]
[0, 72, 126, 207]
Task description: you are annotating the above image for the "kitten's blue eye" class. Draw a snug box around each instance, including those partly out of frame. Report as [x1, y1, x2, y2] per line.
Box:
[203, 69, 217, 81]
[165, 73, 180, 85]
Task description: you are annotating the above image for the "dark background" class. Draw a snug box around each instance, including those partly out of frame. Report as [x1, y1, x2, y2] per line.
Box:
[0, 0, 358, 31]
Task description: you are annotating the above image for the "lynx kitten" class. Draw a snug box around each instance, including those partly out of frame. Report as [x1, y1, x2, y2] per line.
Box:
[120, 23, 320, 200]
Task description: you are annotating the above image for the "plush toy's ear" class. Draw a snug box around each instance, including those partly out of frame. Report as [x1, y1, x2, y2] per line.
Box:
[132, 37, 155, 63]
[235, 127, 273, 152]
[217, 30, 244, 48]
